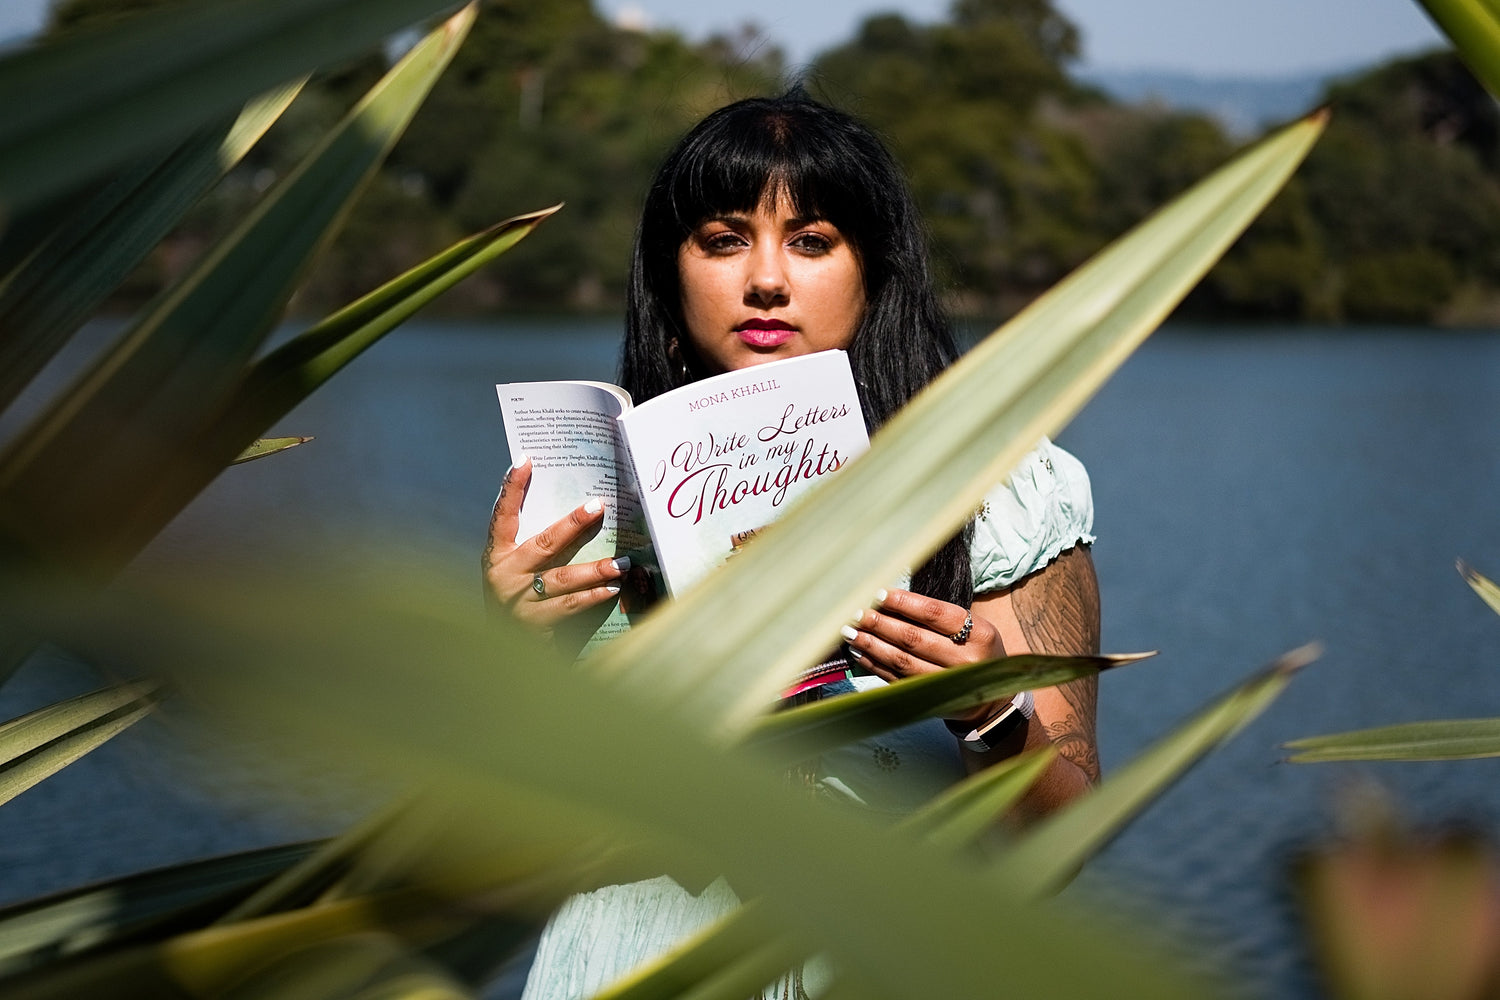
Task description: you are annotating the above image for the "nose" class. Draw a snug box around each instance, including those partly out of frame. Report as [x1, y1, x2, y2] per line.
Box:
[744, 242, 789, 308]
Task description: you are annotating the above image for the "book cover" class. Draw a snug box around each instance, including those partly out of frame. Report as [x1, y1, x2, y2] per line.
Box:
[496, 349, 868, 636]
[618, 350, 868, 594]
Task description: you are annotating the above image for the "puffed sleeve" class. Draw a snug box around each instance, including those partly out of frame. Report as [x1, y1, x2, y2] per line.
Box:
[970, 437, 1094, 594]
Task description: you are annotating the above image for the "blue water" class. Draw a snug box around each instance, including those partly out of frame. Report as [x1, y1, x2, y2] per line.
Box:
[3, 320, 1500, 998]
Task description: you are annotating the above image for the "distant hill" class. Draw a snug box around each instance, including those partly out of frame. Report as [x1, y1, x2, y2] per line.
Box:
[1076, 67, 1335, 136]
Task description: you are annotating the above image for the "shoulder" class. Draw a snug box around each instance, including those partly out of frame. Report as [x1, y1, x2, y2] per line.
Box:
[969, 437, 1094, 594]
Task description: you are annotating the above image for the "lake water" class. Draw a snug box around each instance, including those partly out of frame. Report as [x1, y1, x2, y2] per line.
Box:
[3, 320, 1500, 998]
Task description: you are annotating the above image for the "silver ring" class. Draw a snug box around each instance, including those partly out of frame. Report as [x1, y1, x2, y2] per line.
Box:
[949, 611, 973, 644]
[531, 573, 547, 598]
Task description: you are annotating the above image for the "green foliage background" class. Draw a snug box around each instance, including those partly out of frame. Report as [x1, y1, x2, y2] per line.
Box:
[40, 0, 1500, 326]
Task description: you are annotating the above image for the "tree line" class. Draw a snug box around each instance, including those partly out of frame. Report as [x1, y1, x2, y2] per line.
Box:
[48, 0, 1500, 325]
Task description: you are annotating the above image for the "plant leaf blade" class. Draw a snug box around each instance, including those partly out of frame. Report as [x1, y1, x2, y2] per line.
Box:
[0, 82, 303, 416]
[1414, 0, 1500, 99]
[0, 681, 160, 806]
[213, 205, 558, 452]
[1284, 718, 1500, 763]
[744, 653, 1142, 760]
[0, 0, 463, 210]
[231, 437, 313, 466]
[0, 8, 477, 573]
[993, 645, 1318, 897]
[1458, 559, 1500, 617]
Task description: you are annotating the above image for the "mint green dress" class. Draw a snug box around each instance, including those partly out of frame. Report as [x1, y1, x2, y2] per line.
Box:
[521, 438, 1094, 1000]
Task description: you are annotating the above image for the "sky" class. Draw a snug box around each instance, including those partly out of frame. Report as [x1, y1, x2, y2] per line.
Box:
[1, 0, 1449, 78]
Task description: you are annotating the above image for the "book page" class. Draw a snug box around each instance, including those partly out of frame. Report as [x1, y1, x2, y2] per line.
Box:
[496, 382, 653, 642]
[618, 350, 869, 595]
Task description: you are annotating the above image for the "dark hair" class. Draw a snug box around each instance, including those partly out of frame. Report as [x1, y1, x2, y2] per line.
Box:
[621, 92, 972, 608]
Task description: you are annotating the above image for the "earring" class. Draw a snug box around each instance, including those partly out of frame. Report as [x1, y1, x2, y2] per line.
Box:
[667, 337, 690, 383]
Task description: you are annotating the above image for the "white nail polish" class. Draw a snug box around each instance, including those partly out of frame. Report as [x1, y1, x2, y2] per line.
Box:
[847, 648, 864, 661]
[840, 625, 859, 642]
[584, 497, 604, 514]
[611, 556, 632, 572]
[512, 452, 529, 467]
[605, 585, 621, 595]
[875, 589, 888, 604]
[850, 609, 866, 625]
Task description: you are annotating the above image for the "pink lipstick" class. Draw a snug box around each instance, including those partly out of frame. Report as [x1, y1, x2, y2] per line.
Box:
[736, 318, 796, 348]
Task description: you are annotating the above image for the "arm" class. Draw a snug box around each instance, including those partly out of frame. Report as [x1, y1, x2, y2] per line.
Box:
[841, 543, 1101, 823]
[969, 543, 1100, 821]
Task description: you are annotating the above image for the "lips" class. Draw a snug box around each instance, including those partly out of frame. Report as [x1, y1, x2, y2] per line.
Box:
[736, 318, 796, 348]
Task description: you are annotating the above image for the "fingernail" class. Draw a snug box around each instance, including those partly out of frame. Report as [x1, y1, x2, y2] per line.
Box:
[847, 647, 864, 661]
[840, 625, 859, 642]
[513, 452, 529, 467]
[584, 497, 604, 514]
[849, 609, 866, 625]
[874, 589, 888, 605]
[611, 556, 632, 573]
[605, 585, 621, 595]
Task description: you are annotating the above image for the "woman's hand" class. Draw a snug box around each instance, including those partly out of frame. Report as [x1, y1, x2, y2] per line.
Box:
[840, 588, 1004, 722]
[482, 456, 628, 640]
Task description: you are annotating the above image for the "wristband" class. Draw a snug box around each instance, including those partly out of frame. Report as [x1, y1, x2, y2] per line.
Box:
[945, 691, 1034, 753]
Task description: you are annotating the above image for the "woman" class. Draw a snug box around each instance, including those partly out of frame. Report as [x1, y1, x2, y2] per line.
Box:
[483, 92, 1099, 997]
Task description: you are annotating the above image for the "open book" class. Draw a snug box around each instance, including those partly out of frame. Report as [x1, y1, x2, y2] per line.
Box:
[496, 349, 869, 644]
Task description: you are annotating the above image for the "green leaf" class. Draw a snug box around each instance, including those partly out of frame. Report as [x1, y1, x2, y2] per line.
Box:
[588, 902, 796, 1000]
[1458, 559, 1500, 617]
[0, 8, 477, 575]
[897, 747, 1057, 852]
[992, 645, 1318, 898]
[1284, 718, 1500, 763]
[205, 932, 475, 1000]
[217, 806, 408, 925]
[0, 681, 159, 807]
[589, 112, 1327, 733]
[10, 566, 1219, 1000]
[0, 891, 484, 1000]
[593, 751, 1060, 1000]
[0, 83, 303, 417]
[0, 0, 463, 211]
[231, 437, 313, 466]
[1414, 0, 1500, 100]
[210, 205, 558, 454]
[744, 653, 1142, 760]
[0, 843, 316, 979]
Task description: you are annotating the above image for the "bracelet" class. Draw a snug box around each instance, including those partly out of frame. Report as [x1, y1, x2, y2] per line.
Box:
[945, 691, 1035, 753]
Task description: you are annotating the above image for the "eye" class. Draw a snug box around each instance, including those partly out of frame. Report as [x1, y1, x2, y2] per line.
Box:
[789, 232, 834, 255]
[701, 231, 747, 254]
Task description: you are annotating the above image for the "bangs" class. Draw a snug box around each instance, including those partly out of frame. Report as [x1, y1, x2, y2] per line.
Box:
[663, 109, 869, 237]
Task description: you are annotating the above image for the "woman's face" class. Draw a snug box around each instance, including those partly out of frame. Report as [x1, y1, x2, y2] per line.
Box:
[677, 190, 866, 375]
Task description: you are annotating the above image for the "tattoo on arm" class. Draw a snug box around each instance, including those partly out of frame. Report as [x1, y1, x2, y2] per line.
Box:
[1011, 545, 1102, 782]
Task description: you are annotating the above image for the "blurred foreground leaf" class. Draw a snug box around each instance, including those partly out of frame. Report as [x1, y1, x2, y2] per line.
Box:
[0, 7, 478, 574]
[0, 0, 463, 210]
[1416, 0, 1500, 100]
[593, 112, 1326, 733]
[0, 681, 159, 806]
[898, 747, 1058, 851]
[1285, 719, 1500, 763]
[995, 645, 1319, 896]
[1298, 824, 1500, 1000]
[0, 82, 303, 415]
[6, 565, 1221, 1000]
[1458, 559, 1500, 616]
[593, 748, 1061, 998]
[0, 843, 316, 980]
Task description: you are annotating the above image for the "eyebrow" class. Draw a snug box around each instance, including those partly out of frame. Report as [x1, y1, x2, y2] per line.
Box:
[697, 213, 826, 228]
